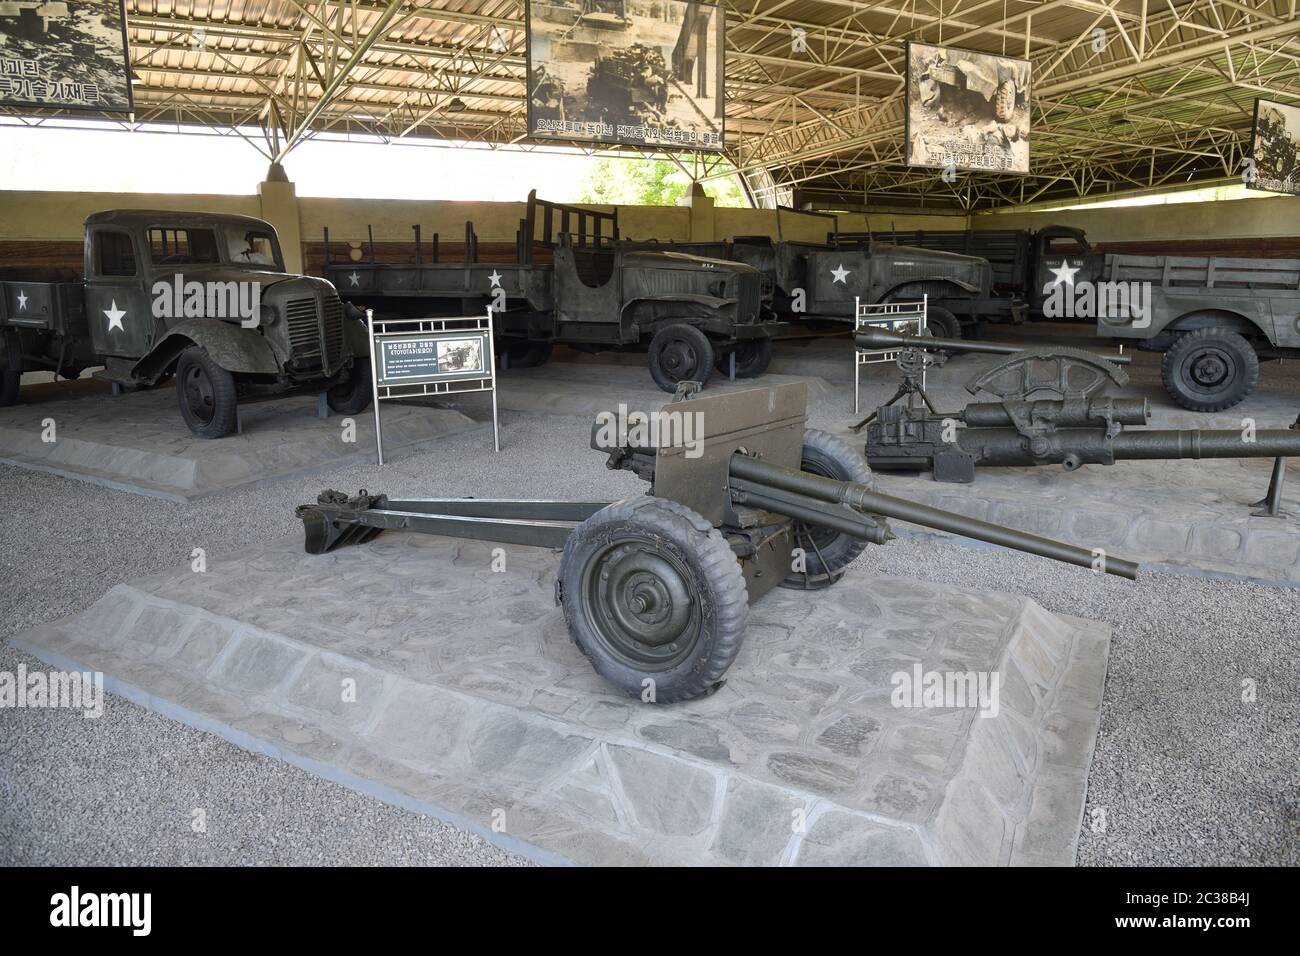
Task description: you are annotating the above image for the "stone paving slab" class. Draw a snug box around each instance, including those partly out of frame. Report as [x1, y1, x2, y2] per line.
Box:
[0, 387, 479, 501]
[11, 530, 1112, 866]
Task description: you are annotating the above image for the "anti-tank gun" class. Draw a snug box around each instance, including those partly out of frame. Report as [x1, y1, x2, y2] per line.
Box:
[298, 381, 1138, 704]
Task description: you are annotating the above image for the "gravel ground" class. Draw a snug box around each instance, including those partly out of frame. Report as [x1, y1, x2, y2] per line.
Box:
[1, 380, 1297, 866]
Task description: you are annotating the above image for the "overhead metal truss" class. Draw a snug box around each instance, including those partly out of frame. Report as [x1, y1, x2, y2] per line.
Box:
[1, 0, 1296, 210]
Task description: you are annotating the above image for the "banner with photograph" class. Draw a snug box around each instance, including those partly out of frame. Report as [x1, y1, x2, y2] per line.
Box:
[526, 0, 724, 151]
[1248, 98, 1300, 196]
[0, 0, 131, 111]
[906, 42, 1031, 174]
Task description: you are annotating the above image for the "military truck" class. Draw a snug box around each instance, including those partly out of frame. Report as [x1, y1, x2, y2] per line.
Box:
[0, 210, 370, 437]
[323, 191, 775, 390]
[1087, 253, 1300, 411]
[834, 224, 1103, 317]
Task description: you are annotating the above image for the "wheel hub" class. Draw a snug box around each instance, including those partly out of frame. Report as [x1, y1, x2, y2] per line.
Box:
[586, 540, 696, 665]
[661, 340, 697, 377]
[183, 367, 215, 423]
[1189, 349, 1230, 388]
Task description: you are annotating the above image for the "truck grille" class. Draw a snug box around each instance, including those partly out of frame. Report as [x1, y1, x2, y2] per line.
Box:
[735, 272, 762, 322]
[285, 293, 347, 375]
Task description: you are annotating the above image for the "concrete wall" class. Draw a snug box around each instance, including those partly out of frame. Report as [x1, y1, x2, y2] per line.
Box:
[2, 184, 1294, 266]
[973, 194, 1299, 244]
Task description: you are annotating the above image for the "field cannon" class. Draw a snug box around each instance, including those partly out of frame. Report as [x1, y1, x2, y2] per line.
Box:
[298, 382, 1137, 703]
[852, 329, 1300, 512]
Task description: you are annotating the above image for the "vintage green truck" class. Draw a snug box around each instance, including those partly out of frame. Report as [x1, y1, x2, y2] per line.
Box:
[0, 210, 371, 436]
[323, 191, 777, 390]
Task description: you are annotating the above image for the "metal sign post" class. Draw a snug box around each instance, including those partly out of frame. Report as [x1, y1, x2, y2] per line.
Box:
[854, 294, 928, 414]
[368, 308, 501, 465]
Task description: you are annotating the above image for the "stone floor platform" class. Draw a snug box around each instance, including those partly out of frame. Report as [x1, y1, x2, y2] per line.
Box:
[0, 387, 478, 500]
[11, 530, 1112, 866]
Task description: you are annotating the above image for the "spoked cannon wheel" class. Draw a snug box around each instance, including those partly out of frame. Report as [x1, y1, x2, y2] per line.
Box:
[781, 429, 877, 590]
[559, 496, 748, 703]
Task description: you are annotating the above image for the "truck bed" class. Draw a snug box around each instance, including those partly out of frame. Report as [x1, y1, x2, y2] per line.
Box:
[0, 278, 88, 334]
[1103, 254, 1300, 291]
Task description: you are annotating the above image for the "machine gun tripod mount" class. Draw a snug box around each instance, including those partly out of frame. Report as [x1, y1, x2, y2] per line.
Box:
[853, 328, 1300, 515]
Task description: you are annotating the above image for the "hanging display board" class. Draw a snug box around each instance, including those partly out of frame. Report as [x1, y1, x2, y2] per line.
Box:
[1247, 98, 1300, 196]
[905, 42, 1031, 175]
[0, 0, 132, 111]
[526, 0, 724, 151]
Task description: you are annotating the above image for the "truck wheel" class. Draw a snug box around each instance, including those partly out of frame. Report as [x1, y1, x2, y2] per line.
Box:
[1161, 328, 1260, 412]
[327, 360, 373, 415]
[558, 496, 749, 703]
[782, 429, 875, 590]
[714, 338, 773, 379]
[924, 306, 961, 341]
[0, 370, 19, 407]
[994, 80, 1016, 122]
[648, 324, 714, 392]
[499, 340, 553, 369]
[176, 346, 238, 438]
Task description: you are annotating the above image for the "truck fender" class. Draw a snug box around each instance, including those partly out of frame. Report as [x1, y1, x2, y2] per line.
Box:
[133, 320, 280, 382]
[342, 304, 370, 357]
[1165, 309, 1267, 339]
[624, 292, 736, 311]
[882, 278, 980, 301]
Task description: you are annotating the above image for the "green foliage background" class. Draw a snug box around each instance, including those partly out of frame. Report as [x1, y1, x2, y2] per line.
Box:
[576, 157, 749, 207]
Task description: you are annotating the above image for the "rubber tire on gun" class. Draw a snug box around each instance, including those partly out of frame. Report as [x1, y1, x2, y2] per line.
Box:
[558, 496, 749, 703]
[1160, 328, 1259, 412]
[648, 323, 714, 392]
[176, 345, 238, 438]
[714, 338, 773, 379]
[781, 428, 876, 589]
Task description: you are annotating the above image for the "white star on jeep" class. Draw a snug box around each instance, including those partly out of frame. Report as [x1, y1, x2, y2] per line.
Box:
[103, 300, 126, 332]
[488, 270, 503, 288]
[1049, 262, 1080, 286]
[348, 272, 360, 286]
[830, 264, 851, 284]
[16, 290, 28, 310]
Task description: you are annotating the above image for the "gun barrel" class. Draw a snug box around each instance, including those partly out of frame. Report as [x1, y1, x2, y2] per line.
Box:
[1110, 428, 1300, 461]
[729, 453, 1138, 579]
[853, 327, 1132, 365]
[962, 397, 1150, 429]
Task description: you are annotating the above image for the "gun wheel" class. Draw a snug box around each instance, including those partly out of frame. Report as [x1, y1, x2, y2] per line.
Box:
[559, 496, 748, 703]
[782, 429, 876, 590]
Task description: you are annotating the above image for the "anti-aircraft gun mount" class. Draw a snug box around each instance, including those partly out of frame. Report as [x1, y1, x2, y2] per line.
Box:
[852, 328, 1300, 515]
[297, 381, 1137, 704]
